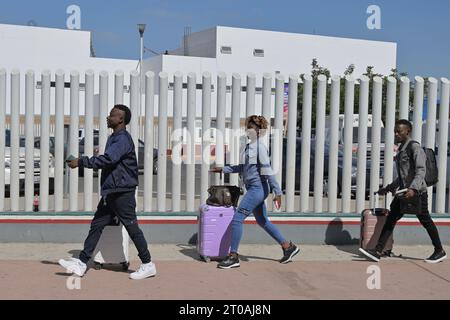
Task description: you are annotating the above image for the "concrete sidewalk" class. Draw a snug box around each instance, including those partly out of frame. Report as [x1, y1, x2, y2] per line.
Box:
[1, 243, 450, 300]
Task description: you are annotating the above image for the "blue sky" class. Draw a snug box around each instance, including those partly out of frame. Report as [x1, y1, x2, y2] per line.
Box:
[1, 0, 449, 79]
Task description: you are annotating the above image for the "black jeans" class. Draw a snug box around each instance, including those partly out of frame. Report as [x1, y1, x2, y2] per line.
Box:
[376, 192, 443, 252]
[79, 191, 151, 264]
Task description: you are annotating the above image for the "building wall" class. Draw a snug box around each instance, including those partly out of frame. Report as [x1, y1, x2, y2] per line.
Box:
[143, 25, 397, 120]
[0, 24, 138, 116]
[215, 26, 397, 81]
[168, 26, 397, 83]
[170, 27, 216, 58]
[144, 54, 269, 119]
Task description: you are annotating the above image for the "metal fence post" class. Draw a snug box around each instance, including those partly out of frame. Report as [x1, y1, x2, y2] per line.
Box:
[69, 71, 80, 212]
[370, 77, 383, 209]
[25, 71, 35, 211]
[216, 72, 227, 186]
[285, 75, 298, 213]
[412, 76, 424, 143]
[144, 71, 155, 212]
[436, 78, 449, 213]
[186, 73, 196, 212]
[84, 70, 95, 211]
[10, 70, 21, 211]
[0, 69, 6, 211]
[300, 75, 312, 212]
[172, 72, 183, 211]
[230, 74, 241, 188]
[328, 76, 341, 213]
[246, 73, 256, 117]
[341, 76, 355, 213]
[384, 77, 397, 207]
[425, 78, 438, 212]
[313, 75, 327, 212]
[98, 72, 109, 203]
[157, 72, 168, 212]
[201, 72, 212, 205]
[54, 70, 65, 212]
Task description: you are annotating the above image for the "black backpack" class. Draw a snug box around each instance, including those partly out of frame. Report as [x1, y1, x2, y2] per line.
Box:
[206, 185, 241, 207]
[405, 141, 438, 187]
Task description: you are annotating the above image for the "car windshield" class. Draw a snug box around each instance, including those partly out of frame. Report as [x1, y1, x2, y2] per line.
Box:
[79, 137, 99, 146]
[5, 131, 26, 148]
[5, 130, 10, 147]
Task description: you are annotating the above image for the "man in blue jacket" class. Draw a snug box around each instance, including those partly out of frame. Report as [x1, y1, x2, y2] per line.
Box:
[58, 104, 155, 280]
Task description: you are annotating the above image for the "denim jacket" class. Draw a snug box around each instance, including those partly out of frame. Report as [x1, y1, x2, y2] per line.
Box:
[386, 138, 427, 194]
[223, 140, 282, 196]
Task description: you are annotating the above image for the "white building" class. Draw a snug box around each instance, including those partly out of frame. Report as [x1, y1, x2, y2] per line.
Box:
[143, 26, 396, 117]
[0, 23, 397, 140]
[166, 26, 396, 78]
[0, 23, 137, 117]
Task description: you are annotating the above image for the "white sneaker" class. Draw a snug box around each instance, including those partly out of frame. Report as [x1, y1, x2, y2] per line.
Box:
[58, 258, 87, 277]
[129, 262, 156, 280]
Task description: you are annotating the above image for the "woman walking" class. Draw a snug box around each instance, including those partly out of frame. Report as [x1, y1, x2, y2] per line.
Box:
[211, 115, 299, 269]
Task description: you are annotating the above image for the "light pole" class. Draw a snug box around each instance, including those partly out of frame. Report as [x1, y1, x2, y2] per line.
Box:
[138, 24, 146, 86]
[137, 24, 146, 138]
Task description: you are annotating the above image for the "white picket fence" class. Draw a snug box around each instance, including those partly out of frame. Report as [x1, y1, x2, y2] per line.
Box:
[0, 68, 449, 214]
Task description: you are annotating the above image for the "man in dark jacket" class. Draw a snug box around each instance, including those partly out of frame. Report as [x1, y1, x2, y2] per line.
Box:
[359, 119, 446, 263]
[59, 105, 156, 279]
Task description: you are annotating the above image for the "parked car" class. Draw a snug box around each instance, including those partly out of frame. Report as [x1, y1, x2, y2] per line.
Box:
[33, 136, 59, 158]
[279, 138, 382, 198]
[5, 130, 55, 196]
[78, 133, 158, 176]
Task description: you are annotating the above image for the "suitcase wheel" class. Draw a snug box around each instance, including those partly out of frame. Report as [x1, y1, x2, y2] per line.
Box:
[93, 262, 103, 270]
[121, 262, 130, 271]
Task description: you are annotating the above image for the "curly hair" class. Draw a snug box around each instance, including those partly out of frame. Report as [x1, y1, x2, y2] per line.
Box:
[245, 115, 269, 130]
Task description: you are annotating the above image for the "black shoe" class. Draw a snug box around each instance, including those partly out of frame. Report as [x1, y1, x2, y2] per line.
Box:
[381, 250, 393, 257]
[359, 248, 381, 262]
[279, 242, 300, 264]
[425, 249, 447, 264]
[218, 254, 240, 269]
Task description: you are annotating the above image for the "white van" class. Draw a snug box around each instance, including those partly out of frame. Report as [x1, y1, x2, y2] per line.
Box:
[4, 130, 55, 195]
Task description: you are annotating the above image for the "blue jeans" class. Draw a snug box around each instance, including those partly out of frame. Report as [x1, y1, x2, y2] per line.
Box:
[230, 181, 286, 253]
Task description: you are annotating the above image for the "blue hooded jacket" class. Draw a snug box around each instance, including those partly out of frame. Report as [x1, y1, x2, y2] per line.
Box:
[78, 128, 138, 196]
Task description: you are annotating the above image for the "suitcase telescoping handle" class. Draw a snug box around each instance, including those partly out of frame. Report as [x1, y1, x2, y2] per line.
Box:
[209, 168, 223, 181]
[373, 191, 388, 211]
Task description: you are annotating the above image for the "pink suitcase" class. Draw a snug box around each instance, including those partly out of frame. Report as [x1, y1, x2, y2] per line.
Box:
[360, 195, 394, 255]
[197, 204, 235, 262]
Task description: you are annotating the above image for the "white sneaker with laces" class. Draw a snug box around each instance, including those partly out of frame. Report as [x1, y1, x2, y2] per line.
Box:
[58, 258, 87, 277]
[129, 262, 156, 280]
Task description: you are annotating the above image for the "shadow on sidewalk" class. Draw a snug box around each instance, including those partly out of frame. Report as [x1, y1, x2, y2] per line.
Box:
[176, 235, 278, 262]
[238, 255, 278, 262]
[41, 260, 59, 266]
[325, 218, 425, 262]
[69, 249, 81, 258]
[325, 218, 360, 257]
[177, 241, 202, 261]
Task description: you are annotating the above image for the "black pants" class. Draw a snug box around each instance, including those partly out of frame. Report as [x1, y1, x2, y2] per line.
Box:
[79, 191, 151, 264]
[376, 193, 443, 252]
